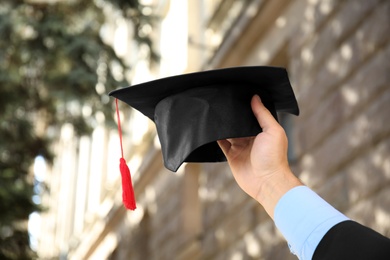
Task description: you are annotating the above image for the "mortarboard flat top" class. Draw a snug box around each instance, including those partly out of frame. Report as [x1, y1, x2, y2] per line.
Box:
[109, 66, 299, 172]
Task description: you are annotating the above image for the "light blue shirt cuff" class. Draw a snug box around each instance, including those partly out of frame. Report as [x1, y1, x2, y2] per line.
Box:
[274, 186, 349, 260]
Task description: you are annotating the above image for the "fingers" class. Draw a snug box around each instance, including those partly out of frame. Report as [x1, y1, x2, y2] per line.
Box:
[251, 95, 280, 131]
[218, 137, 255, 161]
[217, 139, 231, 157]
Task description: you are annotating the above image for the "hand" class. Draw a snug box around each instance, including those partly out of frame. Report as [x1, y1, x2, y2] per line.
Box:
[218, 95, 302, 218]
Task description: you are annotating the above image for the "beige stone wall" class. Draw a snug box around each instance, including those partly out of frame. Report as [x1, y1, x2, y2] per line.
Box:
[290, 0, 390, 234]
[126, 1, 389, 259]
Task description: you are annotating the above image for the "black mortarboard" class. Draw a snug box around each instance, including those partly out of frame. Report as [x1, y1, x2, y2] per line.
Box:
[109, 66, 299, 172]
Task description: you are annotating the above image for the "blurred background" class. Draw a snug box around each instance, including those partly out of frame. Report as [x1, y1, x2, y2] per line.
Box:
[0, 0, 389, 259]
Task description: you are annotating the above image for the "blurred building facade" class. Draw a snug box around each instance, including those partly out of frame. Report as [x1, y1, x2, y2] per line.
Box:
[38, 0, 390, 259]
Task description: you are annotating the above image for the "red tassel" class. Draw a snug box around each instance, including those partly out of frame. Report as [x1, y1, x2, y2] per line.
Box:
[116, 99, 136, 210]
[120, 158, 136, 210]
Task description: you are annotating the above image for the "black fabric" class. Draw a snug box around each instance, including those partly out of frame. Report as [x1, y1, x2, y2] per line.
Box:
[109, 66, 299, 172]
[154, 85, 276, 171]
[313, 220, 390, 260]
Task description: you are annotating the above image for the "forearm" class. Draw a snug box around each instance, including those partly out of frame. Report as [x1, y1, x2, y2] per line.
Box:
[255, 168, 302, 219]
[256, 169, 350, 259]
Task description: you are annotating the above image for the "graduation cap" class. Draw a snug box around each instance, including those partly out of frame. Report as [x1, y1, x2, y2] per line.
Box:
[110, 66, 299, 209]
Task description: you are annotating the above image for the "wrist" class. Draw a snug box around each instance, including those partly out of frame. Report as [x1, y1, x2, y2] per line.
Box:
[255, 167, 302, 219]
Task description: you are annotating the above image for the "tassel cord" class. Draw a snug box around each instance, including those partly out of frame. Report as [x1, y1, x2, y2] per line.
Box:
[115, 99, 136, 210]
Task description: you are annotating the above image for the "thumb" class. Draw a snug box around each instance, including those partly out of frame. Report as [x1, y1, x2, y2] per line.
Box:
[251, 95, 280, 131]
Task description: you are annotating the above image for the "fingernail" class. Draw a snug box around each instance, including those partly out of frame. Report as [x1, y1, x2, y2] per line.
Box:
[255, 94, 262, 102]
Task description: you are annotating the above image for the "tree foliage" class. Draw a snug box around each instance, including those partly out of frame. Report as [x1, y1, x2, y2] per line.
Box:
[0, 0, 156, 258]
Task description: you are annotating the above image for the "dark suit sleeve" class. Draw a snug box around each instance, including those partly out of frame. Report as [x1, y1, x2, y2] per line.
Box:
[313, 220, 390, 260]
